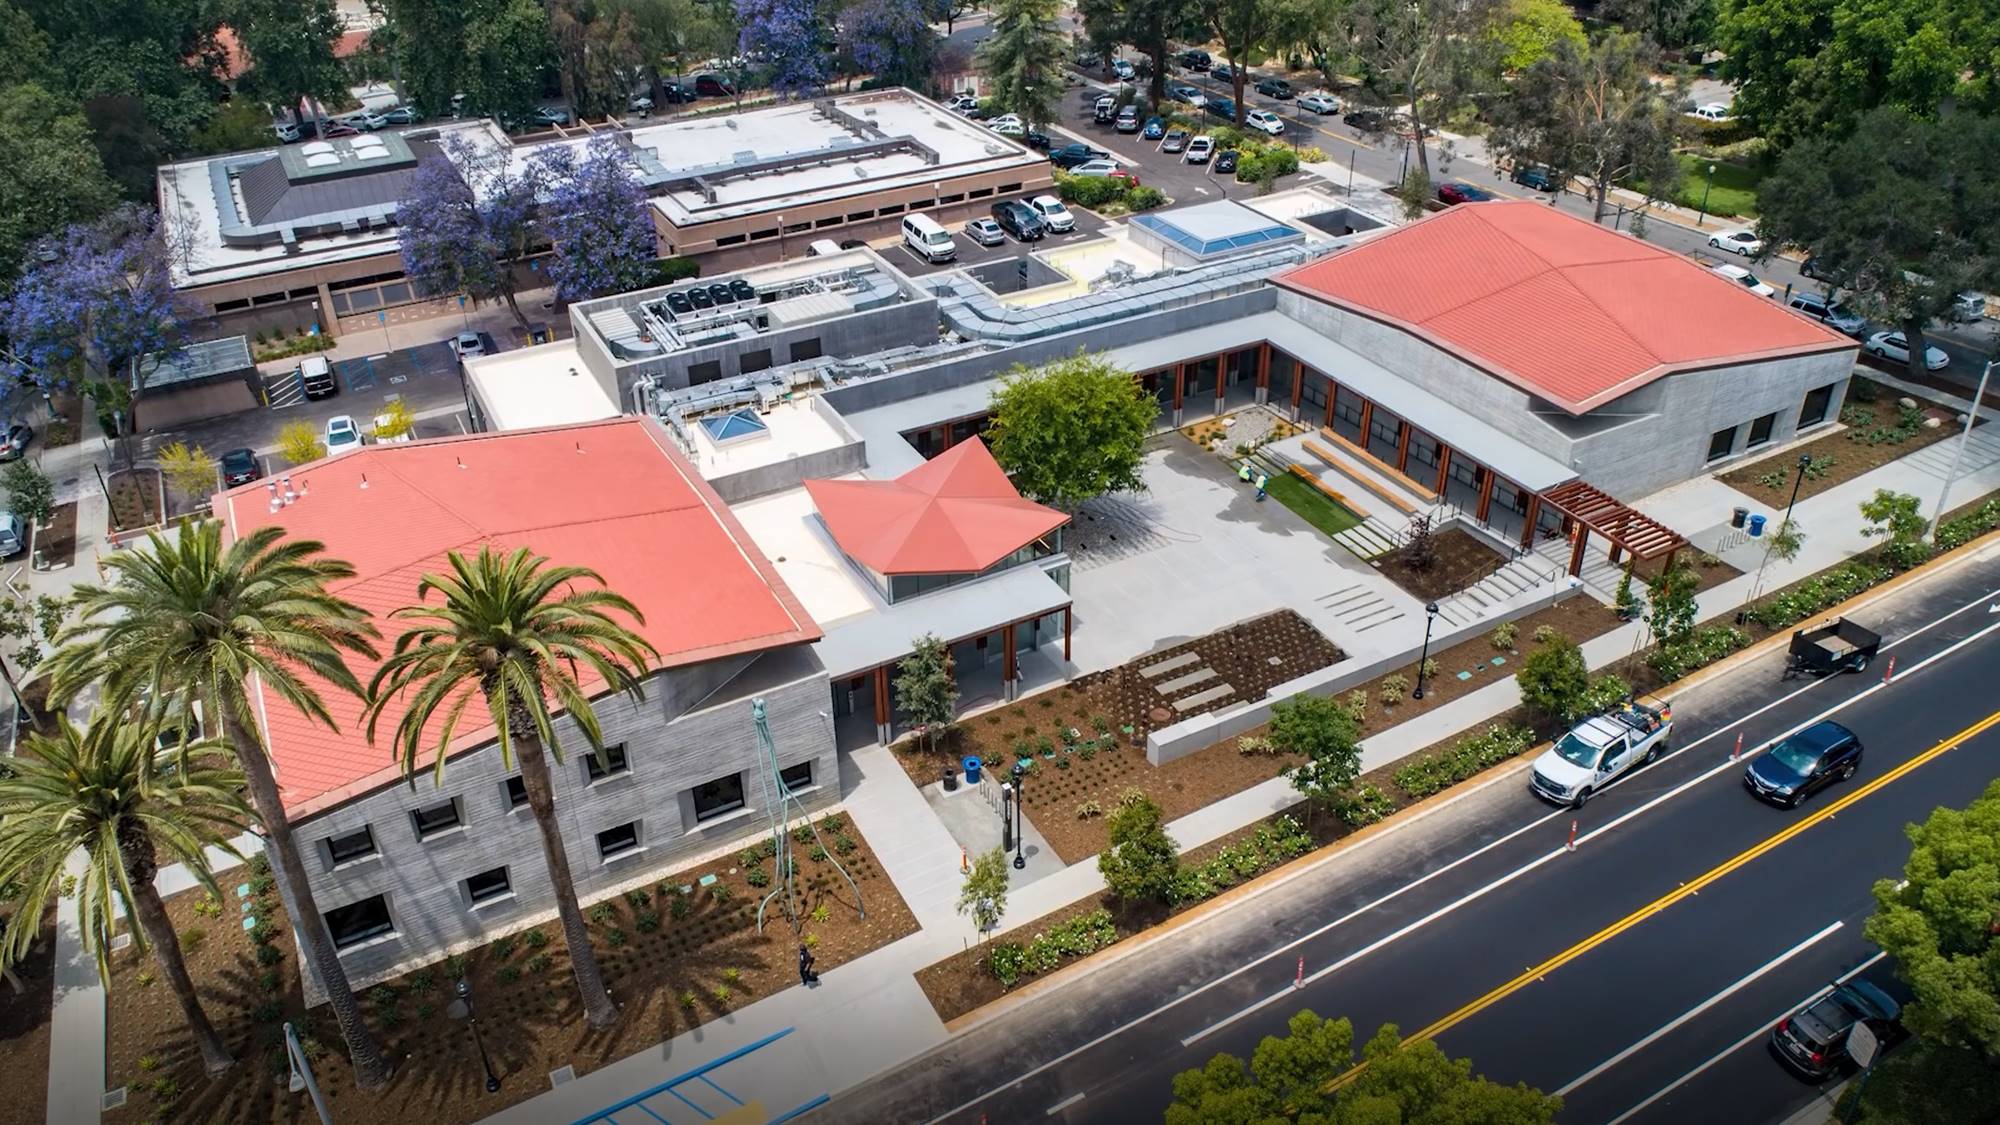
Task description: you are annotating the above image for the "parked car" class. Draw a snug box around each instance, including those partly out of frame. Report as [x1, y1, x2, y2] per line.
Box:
[381, 105, 422, 125]
[1115, 105, 1140, 133]
[0, 421, 33, 461]
[1141, 115, 1166, 140]
[1212, 63, 1237, 83]
[0, 513, 23, 559]
[220, 447, 263, 487]
[319, 122, 360, 138]
[1510, 164, 1558, 191]
[1529, 700, 1672, 808]
[1205, 96, 1238, 120]
[323, 415, 363, 456]
[1027, 195, 1075, 234]
[299, 355, 337, 399]
[628, 93, 654, 113]
[1711, 263, 1776, 297]
[1214, 149, 1238, 174]
[1160, 128, 1191, 153]
[988, 115, 1026, 137]
[1254, 77, 1293, 99]
[534, 105, 574, 127]
[1093, 94, 1117, 123]
[659, 82, 698, 104]
[1787, 292, 1867, 336]
[1112, 58, 1136, 80]
[336, 109, 386, 131]
[962, 217, 1006, 247]
[1168, 83, 1207, 108]
[946, 92, 980, 114]
[1343, 107, 1390, 131]
[1950, 290, 1989, 322]
[1297, 90, 1341, 114]
[693, 73, 733, 97]
[1245, 108, 1285, 136]
[1770, 981, 1901, 1081]
[1709, 229, 1763, 255]
[1437, 181, 1496, 205]
[1178, 48, 1211, 71]
[452, 331, 486, 359]
[1864, 331, 1950, 370]
[1743, 720, 1862, 809]
[1050, 142, 1110, 169]
[1687, 102, 1732, 122]
[1799, 256, 1838, 282]
[272, 119, 303, 142]
[1069, 160, 1138, 186]
[1024, 127, 1052, 151]
[1184, 136, 1215, 164]
[991, 199, 1046, 241]
[903, 213, 958, 261]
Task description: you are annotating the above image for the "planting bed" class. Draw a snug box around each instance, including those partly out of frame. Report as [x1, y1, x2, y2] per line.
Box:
[35, 502, 76, 570]
[102, 814, 915, 1125]
[1720, 380, 1963, 507]
[106, 469, 163, 534]
[1377, 527, 1506, 603]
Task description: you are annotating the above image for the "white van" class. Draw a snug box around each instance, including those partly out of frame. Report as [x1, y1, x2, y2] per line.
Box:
[901, 214, 956, 264]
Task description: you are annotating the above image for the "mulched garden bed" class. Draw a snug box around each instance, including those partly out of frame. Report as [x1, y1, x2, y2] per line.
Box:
[102, 813, 916, 1125]
[0, 911, 55, 1125]
[107, 468, 164, 534]
[1720, 379, 1965, 507]
[1376, 527, 1507, 603]
[34, 502, 76, 569]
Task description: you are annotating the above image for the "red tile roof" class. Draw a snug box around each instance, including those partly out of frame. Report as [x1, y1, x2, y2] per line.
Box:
[803, 438, 1068, 575]
[1274, 202, 1855, 414]
[218, 417, 819, 816]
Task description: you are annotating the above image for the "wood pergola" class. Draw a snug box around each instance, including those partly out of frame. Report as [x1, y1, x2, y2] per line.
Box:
[1538, 480, 1689, 578]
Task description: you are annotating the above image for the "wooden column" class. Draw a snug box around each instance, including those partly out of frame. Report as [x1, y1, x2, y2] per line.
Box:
[1215, 351, 1228, 404]
[873, 666, 889, 726]
[1323, 378, 1336, 427]
[1357, 399, 1374, 446]
[1002, 621, 1017, 690]
[1519, 493, 1542, 549]
[1291, 362, 1305, 417]
[1063, 605, 1073, 662]
[1607, 543, 1623, 565]
[1567, 526, 1589, 577]
[939, 423, 954, 452]
[1395, 424, 1413, 474]
[1435, 445, 1453, 496]
[1256, 343, 1271, 391]
[1475, 468, 1496, 523]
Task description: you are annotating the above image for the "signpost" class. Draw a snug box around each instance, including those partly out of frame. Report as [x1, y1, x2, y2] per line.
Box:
[1841, 1021, 1880, 1123]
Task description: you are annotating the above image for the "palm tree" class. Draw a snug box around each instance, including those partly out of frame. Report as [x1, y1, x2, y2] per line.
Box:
[0, 713, 253, 1074]
[365, 546, 658, 1030]
[41, 521, 395, 1090]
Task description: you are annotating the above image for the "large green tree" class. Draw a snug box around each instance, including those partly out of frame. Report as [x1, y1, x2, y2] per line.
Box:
[976, 0, 1067, 127]
[365, 546, 659, 1031]
[227, 0, 345, 130]
[1199, 0, 1292, 122]
[1486, 31, 1683, 222]
[1491, 0, 1585, 72]
[1601, 0, 1717, 53]
[1273, 694, 1363, 823]
[1076, 0, 1197, 108]
[0, 713, 253, 1074]
[987, 352, 1157, 512]
[1167, 1011, 1562, 1124]
[1755, 107, 2000, 375]
[43, 521, 395, 1089]
[1866, 777, 2000, 1058]
[0, 83, 118, 280]
[1351, 0, 1507, 179]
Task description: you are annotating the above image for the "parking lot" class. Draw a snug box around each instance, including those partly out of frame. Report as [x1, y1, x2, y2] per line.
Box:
[1046, 82, 1335, 208]
[886, 205, 1112, 278]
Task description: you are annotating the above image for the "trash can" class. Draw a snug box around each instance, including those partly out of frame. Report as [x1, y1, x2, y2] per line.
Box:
[962, 756, 983, 785]
[940, 765, 957, 792]
[1731, 506, 1749, 529]
[1748, 513, 1767, 537]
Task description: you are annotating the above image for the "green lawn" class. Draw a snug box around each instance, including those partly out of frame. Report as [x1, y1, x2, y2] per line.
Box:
[1264, 472, 1365, 537]
[1666, 154, 1763, 219]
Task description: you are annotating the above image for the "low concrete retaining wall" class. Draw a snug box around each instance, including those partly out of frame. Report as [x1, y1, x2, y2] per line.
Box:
[1145, 579, 1585, 765]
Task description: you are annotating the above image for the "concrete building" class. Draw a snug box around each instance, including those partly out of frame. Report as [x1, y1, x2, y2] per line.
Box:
[215, 417, 832, 992]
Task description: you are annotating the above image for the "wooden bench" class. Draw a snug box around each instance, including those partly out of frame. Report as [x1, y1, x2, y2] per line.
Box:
[1299, 439, 1415, 515]
[1319, 427, 1441, 503]
[1285, 464, 1371, 518]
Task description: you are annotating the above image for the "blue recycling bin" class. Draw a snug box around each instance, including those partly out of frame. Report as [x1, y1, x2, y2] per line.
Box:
[1748, 513, 1767, 537]
[963, 756, 983, 785]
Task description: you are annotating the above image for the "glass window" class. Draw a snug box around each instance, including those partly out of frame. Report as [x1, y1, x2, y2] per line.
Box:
[688, 360, 722, 384]
[597, 821, 640, 860]
[504, 776, 528, 809]
[739, 349, 771, 374]
[324, 895, 394, 949]
[779, 761, 813, 791]
[583, 743, 630, 783]
[1706, 426, 1737, 462]
[411, 798, 461, 840]
[1747, 412, 1778, 448]
[692, 773, 746, 821]
[325, 826, 376, 866]
[790, 338, 822, 363]
[1799, 383, 1836, 428]
[465, 866, 511, 905]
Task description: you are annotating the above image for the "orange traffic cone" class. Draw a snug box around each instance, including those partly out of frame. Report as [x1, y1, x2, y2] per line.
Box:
[960, 847, 970, 874]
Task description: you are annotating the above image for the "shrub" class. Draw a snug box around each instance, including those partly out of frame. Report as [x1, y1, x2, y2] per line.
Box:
[1392, 724, 1536, 799]
[524, 928, 550, 949]
[1747, 561, 1895, 629]
[1237, 734, 1276, 755]
[985, 909, 1117, 987]
[710, 883, 734, 904]
[445, 953, 469, 977]
[1055, 172, 1131, 209]
[1420, 657, 1440, 680]
[1490, 621, 1519, 650]
[137, 1054, 161, 1072]
[1125, 185, 1167, 210]
[1098, 793, 1179, 904]
[1342, 690, 1368, 724]
[258, 969, 282, 992]
[808, 844, 828, 863]
[606, 928, 628, 948]
[192, 895, 222, 919]
[527, 953, 552, 973]
[493, 933, 519, 959]
[635, 909, 662, 933]
[723, 967, 743, 985]
[811, 901, 831, 924]
[746, 867, 771, 888]
[737, 847, 762, 868]
[1516, 634, 1589, 723]
[248, 917, 279, 946]
[833, 833, 858, 855]
[624, 887, 652, 908]
[135, 969, 155, 987]
[499, 966, 521, 983]
[1335, 784, 1397, 828]
[1532, 625, 1563, 645]
[179, 926, 206, 951]
[1076, 799, 1103, 819]
[713, 984, 732, 1004]
[587, 902, 616, 925]
[679, 990, 698, 1011]
[669, 892, 693, 920]
[1647, 625, 1750, 681]
[1378, 674, 1408, 707]
[369, 984, 400, 1007]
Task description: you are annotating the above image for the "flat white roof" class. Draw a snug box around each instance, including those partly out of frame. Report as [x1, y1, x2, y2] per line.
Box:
[730, 482, 877, 627]
[462, 342, 620, 431]
[683, 397, 854, 477]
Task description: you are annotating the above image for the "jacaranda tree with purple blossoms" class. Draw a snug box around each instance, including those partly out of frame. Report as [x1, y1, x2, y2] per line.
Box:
[841, 0, 941, 89]
[736, 0, 832, 99]
[532, 138, 658, 302]
[396, 140, 544, 329]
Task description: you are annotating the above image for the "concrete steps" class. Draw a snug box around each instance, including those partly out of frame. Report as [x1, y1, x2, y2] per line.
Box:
[1315, 582, 1407, 633]
[1304, 433, 1436, 514]
[1333, 515, 1402, 560]
[1435, 554, 1560, 627]
[1534, 537, 1623, 602]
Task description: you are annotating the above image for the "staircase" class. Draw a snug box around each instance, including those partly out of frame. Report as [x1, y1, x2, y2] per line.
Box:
[1333, 515, 1401, 560]
[1434, 552, 1564, 627]
[1533, 536, 1623, 602]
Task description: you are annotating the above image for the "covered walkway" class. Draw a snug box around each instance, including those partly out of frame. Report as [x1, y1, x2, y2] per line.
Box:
[1538, 479, 1689, 578]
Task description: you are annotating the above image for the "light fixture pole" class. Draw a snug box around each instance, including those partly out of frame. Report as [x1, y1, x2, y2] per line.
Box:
[1412, 602, 1439, 699]
[1739, 452, 1812, 623]
[1697, 163, 1716, 226]
[1927, 357, 1995, 540]
[453, 978, 501, 1093]
[1011, 761, 1027, 870]
[1000, 779, 1014, 853]
[283, 1022, 332, 1125]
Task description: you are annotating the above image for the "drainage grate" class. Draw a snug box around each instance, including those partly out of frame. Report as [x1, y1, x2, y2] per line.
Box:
[549, 1065, 576, 1087]
[102, 1088, 127, 1110]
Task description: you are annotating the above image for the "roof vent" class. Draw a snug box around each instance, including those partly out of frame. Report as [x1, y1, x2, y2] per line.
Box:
[854, 166, 868, 178]
[301, 142, 334, 156]
[304, 152, 339, 168]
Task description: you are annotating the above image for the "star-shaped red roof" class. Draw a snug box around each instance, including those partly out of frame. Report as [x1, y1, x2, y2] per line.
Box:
[804, 438, 1068, 576]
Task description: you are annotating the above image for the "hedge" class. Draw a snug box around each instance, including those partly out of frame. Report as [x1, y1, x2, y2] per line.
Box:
[1392, 724, 1536, 799]
[1054, 171, 1130, 209]
[1126, 185, 1167, 210]
[1169, 815, 1312, 904]
[1932, 496, 2000, 552]
[1746, 560, 1896, 631]
[1647, 625, 1750, 682]
[986, 908, 1117, 987]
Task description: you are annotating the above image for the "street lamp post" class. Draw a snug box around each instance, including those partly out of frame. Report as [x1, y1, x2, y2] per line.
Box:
[1927, 357, 1995, 540]
[283, 1022, 332, 1125]
[1010, 761, 1027, 870]
[452, 978, 502, 1093]
[1739, 452, 1812, 623]
[1697, 163, 1716, 226]
[1412, 602, 1440, 699]
[1000, 779, 1014, 853]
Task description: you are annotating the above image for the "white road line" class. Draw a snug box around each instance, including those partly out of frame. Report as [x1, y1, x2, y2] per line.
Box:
[1044, 1093, 1084, 1115]
[927, 584, 2000, 1123]
[1606, 952, 1889, 1125]
[1554, 920, 1845, 1097]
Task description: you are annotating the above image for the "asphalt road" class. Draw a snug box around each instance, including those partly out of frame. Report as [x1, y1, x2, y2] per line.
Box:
[816, 549, 2000, 1125]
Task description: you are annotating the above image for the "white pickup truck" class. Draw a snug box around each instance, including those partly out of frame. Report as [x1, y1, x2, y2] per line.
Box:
[1528, 700, 1673, 809]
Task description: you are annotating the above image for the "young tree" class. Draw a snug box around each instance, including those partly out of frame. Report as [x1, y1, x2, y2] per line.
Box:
[1756, 109, 2000, 376]
[987, 352, 1156, 511]
[0, 593, 69, 730]
[1645, 557, 1699, 648]
[397, 141, 543, 329]
[366, 546, 660, 1030]
[1516, 633, 1589, 725]
[1098, 791, 1180, 904]
[1865, 778, 2000, 1058]
[154, 441, 217, 508]
[842, 0, 941, 89]
[372, 399, 417, 441]
[1274, 694, 1362, 821]
[1351, 0, 1506, 181]
[1486, 31, 1683, 223]
[1860, 487, 1931, 566]
[894, 633, 958, 752]
[0, 714, 253, 1073]
[533, 136, 659, 302]
[0, 83, 119, 281]
[1490, 0, 1585, 72]
[977, 0, 1067, 126]
[276, 420, 326, 466]
[737, 0, 832, 99]
[1397, 167, 1432, 219]
[956, 846, 1010, 937]
[1167, 1012, 1562, 1123]
[1401, 511, 1436, 571]
[227, 0, 346, 135]
[3, 460, 53, 527]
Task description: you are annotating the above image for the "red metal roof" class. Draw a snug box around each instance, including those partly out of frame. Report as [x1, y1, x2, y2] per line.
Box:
[218, 417, 819, 815]
[1274, 202, 1855, 414]
[803, 438, 1068, 576]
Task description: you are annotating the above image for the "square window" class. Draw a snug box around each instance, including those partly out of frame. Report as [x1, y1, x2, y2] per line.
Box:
[1706, 426, 1737, 462]
[688, 359, 723, 385]
[597, 820, 641, 860]
[789, 338, 822, 363]
[325, 826, 376, 866]
[1800, 382, 1836, 428]
[691, 773, 746, 821]
[739, 348, 772, 374]
[411, 797, 462, 840]
[583, 743, 630, 784]
[779, 761, 813, 791]
[465, 866, 512, 905]
[324, 895, 394, 949]
[504, 776, 528, 809]
[1747, 412, 1778, 448]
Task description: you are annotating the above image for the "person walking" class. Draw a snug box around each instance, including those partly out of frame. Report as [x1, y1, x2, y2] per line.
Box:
[798, 943, 819, 987]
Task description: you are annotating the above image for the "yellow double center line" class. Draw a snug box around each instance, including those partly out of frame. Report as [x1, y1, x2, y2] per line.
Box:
[1327, 706, 2000, 1090]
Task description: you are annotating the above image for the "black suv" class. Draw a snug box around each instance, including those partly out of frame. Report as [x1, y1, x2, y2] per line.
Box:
[1743, 720, 1863, 809]
[1343, 107, 1390, 132]
[1770, 981, 1901, 1080]
[991, 199, 1046, 241]
[1049, 142, 1109, 170]
[1177, 49, 1211, 71]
